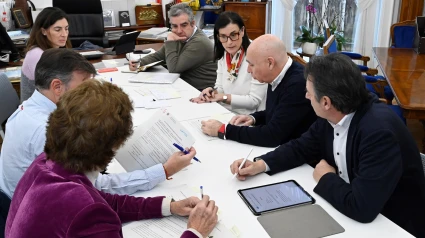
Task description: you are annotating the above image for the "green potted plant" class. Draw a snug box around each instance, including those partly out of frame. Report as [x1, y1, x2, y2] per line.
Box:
[295, 25, 322, 55]
[329, 24, 347, 51]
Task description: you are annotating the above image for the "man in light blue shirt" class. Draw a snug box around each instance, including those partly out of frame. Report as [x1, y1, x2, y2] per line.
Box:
[0, 48, 195, 198]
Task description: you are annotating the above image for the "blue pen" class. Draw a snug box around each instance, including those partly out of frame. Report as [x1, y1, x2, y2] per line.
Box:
[110, 77, 113, 83]
[173, 143, 201, 163]
[200, 186, 203, 199]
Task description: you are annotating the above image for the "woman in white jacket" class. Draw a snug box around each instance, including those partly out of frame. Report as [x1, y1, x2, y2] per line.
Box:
[190, 12, 267, 115]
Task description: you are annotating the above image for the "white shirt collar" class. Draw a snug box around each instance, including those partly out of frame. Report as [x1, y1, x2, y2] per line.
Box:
[84, 170, 100, 186]
[328, 112, 356, 128]
[270, 56, 293, 91]
[186, 26, 198, 42]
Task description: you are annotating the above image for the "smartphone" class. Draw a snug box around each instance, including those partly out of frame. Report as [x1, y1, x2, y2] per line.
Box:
[237, 180, 315, 216]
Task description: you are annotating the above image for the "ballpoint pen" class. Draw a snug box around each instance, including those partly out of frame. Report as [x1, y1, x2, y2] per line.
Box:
[172, 143, 201, 163]
[110, 77, 112, 83]
[200, 185, 203, 199]
[233, 148, 253, 179]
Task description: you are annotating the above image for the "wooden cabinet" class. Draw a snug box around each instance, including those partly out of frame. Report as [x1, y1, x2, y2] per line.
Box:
[399, 0, 424, 21]
[224, 2, 268, 39]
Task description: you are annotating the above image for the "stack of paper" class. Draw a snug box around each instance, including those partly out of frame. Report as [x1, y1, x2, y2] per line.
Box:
[138, 27, 169, 39]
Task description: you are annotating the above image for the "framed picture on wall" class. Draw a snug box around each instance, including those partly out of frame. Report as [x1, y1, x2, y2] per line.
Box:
[103, 9, 115, 27]
[12, 8, 31, 28]
[118, 11, 131, 27]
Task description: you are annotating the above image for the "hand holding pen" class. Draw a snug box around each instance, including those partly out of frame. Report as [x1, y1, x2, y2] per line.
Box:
[190, 87, 218, 103]
[173, 143, 201, 163]
[233, 148, 253, 179]
[201, 86, 218, 101]
[163, 146, 198, 177]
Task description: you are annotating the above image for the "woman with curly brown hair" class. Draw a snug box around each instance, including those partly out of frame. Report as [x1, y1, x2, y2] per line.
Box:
[6, 80, 218, 238]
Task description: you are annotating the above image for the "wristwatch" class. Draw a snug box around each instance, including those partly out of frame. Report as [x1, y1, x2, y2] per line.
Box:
[222, 95, 228, 103]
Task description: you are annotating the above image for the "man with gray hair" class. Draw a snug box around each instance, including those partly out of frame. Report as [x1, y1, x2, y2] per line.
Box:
[129, 3, 216, 91]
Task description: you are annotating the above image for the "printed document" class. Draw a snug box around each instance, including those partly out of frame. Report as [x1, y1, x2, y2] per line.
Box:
[115, 109, 195, 172]
[122, 185, 236, 238]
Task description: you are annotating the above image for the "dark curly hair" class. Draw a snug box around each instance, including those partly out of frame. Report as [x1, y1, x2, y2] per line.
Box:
[44, 80, 134, 173]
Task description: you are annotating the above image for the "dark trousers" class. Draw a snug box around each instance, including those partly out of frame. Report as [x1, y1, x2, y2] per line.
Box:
[0, 190, 11, 238]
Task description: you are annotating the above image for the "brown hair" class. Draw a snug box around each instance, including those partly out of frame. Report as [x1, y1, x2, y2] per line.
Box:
[44, 80, 134, 173]
[26, 7, 72, 52]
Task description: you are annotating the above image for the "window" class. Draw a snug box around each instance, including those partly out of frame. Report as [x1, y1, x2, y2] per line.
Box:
[293, 0, 357, 51]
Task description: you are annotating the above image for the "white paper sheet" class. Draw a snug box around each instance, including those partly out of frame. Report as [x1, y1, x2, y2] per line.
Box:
[122, 185, 235, 238]
[115, 109, 195, 172]
[184, 113, 235, 141]
[128, 72, 180, 84]
[149, 88, 181, 100]
[167, 102, 230, 121]
[122, 217, 235, 238]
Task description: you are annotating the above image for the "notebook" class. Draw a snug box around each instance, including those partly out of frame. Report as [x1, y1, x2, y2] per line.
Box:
[137, 60, 164, 72]
[128, 72, 180, 84]
[257, 204, 345, 238]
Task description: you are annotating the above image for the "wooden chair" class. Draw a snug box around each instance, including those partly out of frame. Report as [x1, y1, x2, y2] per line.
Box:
[287, 52, 307, 66]
[363, 75, 394, 105]
[323, 34, 378, 76]
[322, 19, 370, 66]
[323, 34, 336, 55]
[390, 20, 416, 48]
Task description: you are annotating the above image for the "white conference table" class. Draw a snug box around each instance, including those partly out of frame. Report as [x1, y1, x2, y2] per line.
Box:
[100, 66, 413, 238]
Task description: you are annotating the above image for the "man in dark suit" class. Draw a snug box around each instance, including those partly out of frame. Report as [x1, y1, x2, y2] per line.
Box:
[230, 53, 425, 237]
[201, 34, 316, 147]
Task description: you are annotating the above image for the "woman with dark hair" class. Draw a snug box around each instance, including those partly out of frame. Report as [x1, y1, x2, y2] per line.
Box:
[20, 7, 71, 102]
[6, 80, 218, 238]
[191, 12, 267, 115]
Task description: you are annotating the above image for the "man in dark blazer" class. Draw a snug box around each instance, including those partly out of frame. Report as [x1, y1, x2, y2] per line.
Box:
[201, 35, 316, 147]
[230, 53, 425, 237]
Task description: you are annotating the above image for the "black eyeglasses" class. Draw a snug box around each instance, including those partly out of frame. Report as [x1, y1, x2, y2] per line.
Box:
[218, 29, 243, 43]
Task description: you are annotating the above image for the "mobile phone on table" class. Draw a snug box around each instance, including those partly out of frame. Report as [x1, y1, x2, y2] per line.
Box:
[237, 180, 315, 216]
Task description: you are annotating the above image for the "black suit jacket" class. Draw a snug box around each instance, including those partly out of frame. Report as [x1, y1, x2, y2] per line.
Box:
[260, 95, 425, 237]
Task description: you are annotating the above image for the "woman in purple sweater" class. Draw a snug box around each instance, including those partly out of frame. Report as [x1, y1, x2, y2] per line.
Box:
[20, 7, 71, 102]
[6, 80, 218, 238]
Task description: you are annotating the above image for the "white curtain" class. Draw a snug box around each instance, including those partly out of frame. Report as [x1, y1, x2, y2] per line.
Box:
[353, 0, 377, 55]
[271, 0, 298, 51]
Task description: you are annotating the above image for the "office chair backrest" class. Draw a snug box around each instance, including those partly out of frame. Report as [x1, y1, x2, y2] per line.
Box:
[52, 0, 102, 14]
[53, 0, 108, 48]
[391, 20, 416, 48]
[0, 73, 19, 127]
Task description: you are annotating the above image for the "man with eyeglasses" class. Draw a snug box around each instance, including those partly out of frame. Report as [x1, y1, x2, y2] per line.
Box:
[201, 34, 317, 147]
[128, 3, 217, 91]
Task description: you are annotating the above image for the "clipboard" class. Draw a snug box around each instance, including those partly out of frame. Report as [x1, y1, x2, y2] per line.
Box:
[257, 204, 345, 238]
